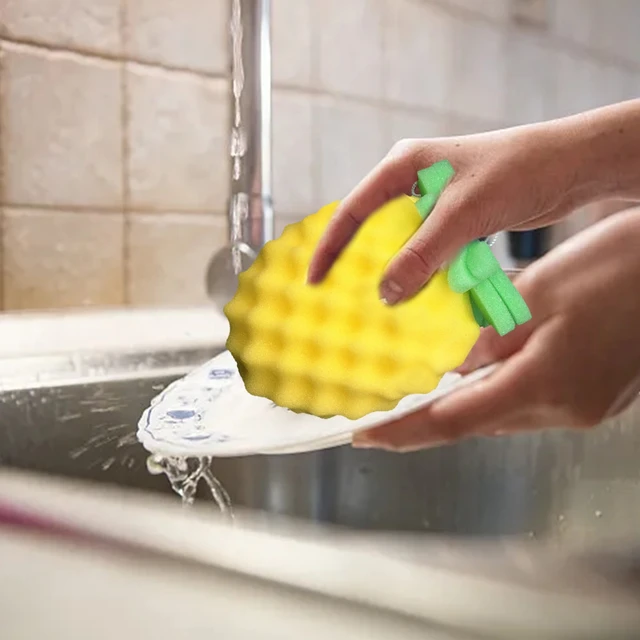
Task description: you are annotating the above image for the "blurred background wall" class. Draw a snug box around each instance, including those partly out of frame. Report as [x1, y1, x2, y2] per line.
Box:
[0, 0, 638, 310]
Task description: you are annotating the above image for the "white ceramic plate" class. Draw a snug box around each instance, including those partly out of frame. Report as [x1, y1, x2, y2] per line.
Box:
[137, 350, 497, 458]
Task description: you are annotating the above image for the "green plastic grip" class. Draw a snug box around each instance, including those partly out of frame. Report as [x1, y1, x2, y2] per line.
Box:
[415, 161, 455, 221]
[414, 161, 532, 336]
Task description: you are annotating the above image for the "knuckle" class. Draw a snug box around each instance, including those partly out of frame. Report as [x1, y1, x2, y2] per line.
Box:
[441, 177, 506, 241]
[388, 138, 418, 161]
[398, 244, 433, 281]
[448, 189, 495, 240]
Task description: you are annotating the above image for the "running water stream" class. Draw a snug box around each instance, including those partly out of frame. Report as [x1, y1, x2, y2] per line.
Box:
[146, 455, 233, 515]
[143, 0, 248, 517]
[229, 0, 249, 276]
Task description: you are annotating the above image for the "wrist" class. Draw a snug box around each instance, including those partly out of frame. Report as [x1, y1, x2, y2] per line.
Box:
[548, 101, 640, 205]
[513, 116, 601, 219]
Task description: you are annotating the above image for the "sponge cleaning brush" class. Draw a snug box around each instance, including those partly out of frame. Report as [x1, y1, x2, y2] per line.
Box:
[224, 194, 480, 420]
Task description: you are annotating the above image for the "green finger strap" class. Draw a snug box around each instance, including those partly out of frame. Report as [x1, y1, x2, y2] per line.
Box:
[414, 162, 532, 336]
[470, 280, 515, 337]
[415, 160, 455, 221]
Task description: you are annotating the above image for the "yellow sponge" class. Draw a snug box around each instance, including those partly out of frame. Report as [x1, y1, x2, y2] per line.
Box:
[224, 195, 480, 420]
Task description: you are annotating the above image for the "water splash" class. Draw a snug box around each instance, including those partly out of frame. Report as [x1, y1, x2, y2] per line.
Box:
[146, 454, 234, 518]
[138, 0, 244, 509]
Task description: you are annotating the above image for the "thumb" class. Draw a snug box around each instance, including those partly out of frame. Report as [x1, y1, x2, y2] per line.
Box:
[456, 271, 538, 373]
[456, 322, 533, 374]
[379, 188, 487, 304]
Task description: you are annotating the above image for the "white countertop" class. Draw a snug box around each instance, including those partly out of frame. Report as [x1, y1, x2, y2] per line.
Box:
[0, 306, 229, 358]
[1, 469, 640, 640]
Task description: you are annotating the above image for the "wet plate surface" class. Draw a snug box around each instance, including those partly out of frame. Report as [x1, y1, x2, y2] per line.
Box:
[137, 350, 496, 458]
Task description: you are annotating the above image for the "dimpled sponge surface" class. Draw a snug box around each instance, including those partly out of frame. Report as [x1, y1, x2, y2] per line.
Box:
[224, 195, 480, 420]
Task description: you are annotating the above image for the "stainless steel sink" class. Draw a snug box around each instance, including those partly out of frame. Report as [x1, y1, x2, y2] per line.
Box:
[1, 309, 640, 549]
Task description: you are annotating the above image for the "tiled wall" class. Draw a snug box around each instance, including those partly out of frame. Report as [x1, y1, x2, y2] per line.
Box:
[0, 0, 638, 310]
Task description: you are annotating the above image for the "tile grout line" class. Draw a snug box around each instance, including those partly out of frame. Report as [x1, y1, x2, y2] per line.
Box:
[0, 35, 230, 80]
[120, 0, 130, 306]
[5, 7, 640, 79]
[2, 203, 228, 216]
[1, 11, 640, 75]
[273, 82, 503, 134]
[0, 37, 634, 121]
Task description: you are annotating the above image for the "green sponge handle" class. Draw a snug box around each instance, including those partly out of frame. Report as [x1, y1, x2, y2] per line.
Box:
[414, 160, 455, 221]
[414, 161, 532, 336]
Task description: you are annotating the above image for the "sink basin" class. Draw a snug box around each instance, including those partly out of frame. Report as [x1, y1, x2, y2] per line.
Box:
[1, 308, 640, 549]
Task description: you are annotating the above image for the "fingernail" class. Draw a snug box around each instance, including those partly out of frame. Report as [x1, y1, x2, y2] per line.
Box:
[379, 280, 404, 306]
[306, 268, 318, 285]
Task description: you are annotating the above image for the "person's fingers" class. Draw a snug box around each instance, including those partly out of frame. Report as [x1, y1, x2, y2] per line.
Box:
[353, 347, 543, 452]
[378, 187, 489, 304]
[307, 147, 418, 284]
[455, 320, 534, 374]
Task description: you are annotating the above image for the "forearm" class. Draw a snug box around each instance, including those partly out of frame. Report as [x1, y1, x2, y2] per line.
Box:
[543, 100, 640, 207]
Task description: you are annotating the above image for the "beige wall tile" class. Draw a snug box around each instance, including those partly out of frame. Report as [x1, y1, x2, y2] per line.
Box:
[275, 214, 305, 238]
[272, 0, 312, 87]
[127, 213, 226, 306]
[551, 49, 607, 118]
[621, 70, 639, 103]
[2, 43, 123, 208]
[551, 0, 596, 46]
[0, 0, 120, 54]
[445, 114, 500, 136]
[316, 0, 383, 99]
[449, 17, 507, 122]
[590, 0, 640, 61]
[384, 0, 453, 110]
[315, 97, 387, 203]
[3, 209, 124, 310]
[124, 0, 229, 74]
[590, 62, 633, 109]
[388, 109, 447, 147]
[273, 90, 315, 216]
[616, 0, 640, 65]
[506, 30, 552, 125]
[444, 0, 509, 22]
[126, 64, 229, 211]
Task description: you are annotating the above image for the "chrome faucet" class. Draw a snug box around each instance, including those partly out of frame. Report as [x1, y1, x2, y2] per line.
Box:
[207, 0, 274, 309]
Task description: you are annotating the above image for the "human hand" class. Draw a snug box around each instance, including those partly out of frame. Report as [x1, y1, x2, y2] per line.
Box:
[352, 209, 640, 452]
[307, 122, 594, 305]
